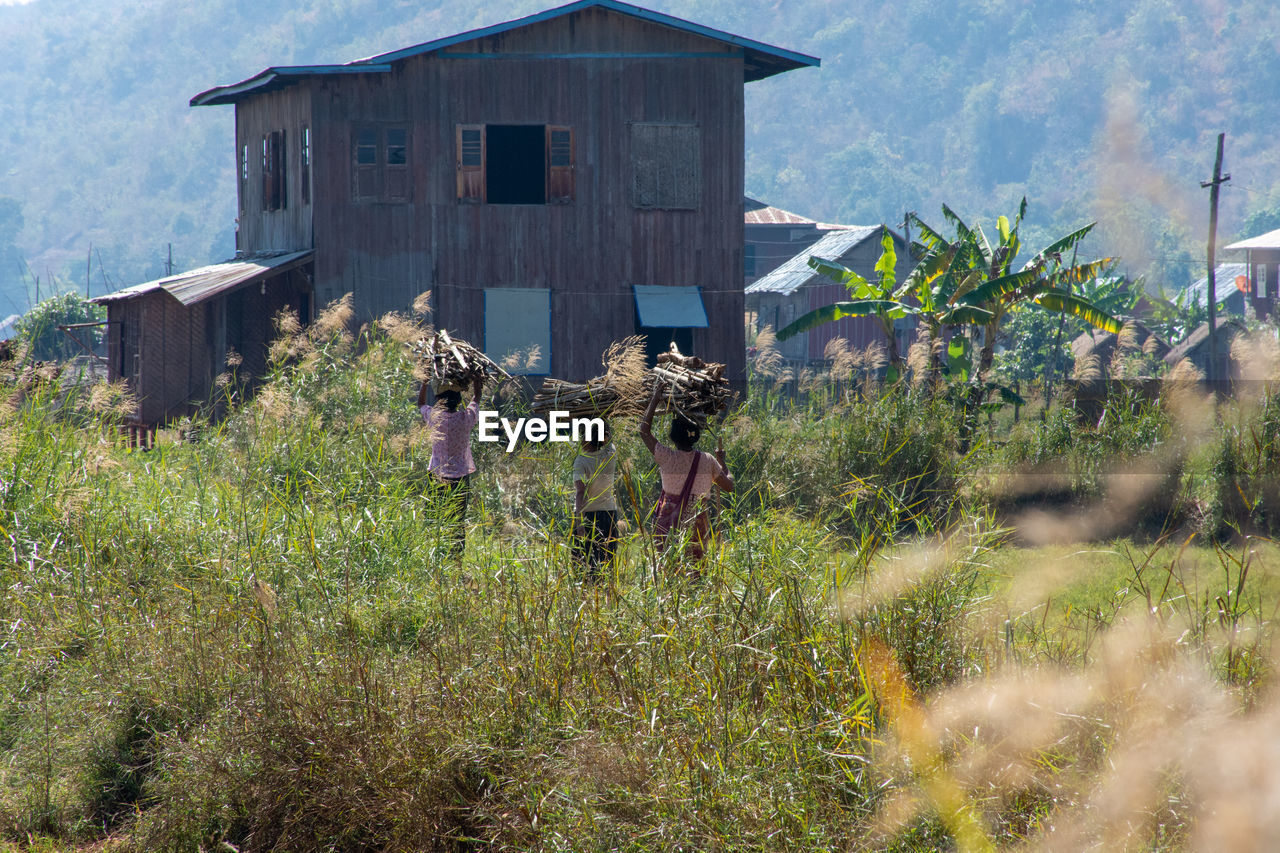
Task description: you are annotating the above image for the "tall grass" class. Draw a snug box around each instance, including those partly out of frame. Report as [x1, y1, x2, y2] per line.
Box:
[1, 318, 1279, 850]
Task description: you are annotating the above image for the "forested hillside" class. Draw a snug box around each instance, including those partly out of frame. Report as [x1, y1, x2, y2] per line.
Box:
[2, 0, 1278, 314]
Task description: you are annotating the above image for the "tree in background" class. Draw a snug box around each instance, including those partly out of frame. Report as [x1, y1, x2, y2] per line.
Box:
[14, 292, 104, 362]
[911, 200, 1122, 384]
[0, 198, 24, 314]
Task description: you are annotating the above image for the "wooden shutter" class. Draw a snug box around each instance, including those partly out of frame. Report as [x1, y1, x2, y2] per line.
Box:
[261, 135, 272, 211]
[353, 126, 380, 201]
[546, 125, 574, 204]
[300, 126, 311, 205]
[262, 131, 286, 210]
[456, 124, 484, 202]
[385, 126, 410, 202]
[276, 130, 287, 210]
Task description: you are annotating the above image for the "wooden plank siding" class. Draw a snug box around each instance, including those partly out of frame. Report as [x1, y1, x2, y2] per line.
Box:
[236, 88, 314, 252]
[267, 4, 748, 384]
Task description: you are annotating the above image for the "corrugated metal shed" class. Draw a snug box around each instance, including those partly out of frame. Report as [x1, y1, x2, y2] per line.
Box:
[744, 197, 813, 225]
[1186, 263, 1248, 307]
[744, 226, 881, 295]
[191, 0, 820, 106]
[1224, 228, 1280, 251]
[93, 251, 313, 307]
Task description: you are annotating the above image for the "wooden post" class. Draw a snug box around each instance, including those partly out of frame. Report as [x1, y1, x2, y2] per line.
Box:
[1201, 133, 1230, 386]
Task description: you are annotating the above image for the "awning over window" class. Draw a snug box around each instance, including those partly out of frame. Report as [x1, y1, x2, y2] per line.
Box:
[632, 285, 708, 328]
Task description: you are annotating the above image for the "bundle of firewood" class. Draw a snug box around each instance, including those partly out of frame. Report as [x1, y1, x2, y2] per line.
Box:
[409, 329, 509, 388]
[530, 336, 648, 418]
[644, 344, 734, 422]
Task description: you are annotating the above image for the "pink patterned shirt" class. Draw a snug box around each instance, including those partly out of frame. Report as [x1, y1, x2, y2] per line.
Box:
[423, 399, 478, 479]
[652, 443, 723, 498]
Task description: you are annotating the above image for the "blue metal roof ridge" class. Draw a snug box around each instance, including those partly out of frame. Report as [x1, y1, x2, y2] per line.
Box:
[359, 0, 818, 73]
[192, 64, 394, 107]
[193, 0, 818, 105]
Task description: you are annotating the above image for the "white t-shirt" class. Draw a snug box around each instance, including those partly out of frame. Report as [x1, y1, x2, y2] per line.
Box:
[573, 444, 618, 512]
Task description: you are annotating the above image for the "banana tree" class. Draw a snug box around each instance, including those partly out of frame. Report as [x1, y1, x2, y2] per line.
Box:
[913, 200, 1122, 383]
[777, 228, 994, 380]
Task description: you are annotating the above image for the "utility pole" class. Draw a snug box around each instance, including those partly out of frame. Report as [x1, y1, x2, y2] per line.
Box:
[1201, 132, 1230, 386]
[166, 243, 174, 277]
[85, 243, 92, 298]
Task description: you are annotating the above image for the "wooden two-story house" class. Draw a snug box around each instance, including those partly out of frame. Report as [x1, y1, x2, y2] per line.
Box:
[96, 0, 817, 423]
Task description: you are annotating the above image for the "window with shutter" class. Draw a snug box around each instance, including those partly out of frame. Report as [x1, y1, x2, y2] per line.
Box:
[261, 131, 286, 211]
[457, 125, 485, 202]
[301, 126, 311, 206]
[385, 127, 410, 201]
[546, 126, 574, 204]
[239, 143, 249, 214]
[353, 126, 381, 201]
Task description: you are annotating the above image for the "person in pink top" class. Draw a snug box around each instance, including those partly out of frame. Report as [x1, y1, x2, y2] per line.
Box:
[418, 375, 483, 560]
[639, 382, 734, 564]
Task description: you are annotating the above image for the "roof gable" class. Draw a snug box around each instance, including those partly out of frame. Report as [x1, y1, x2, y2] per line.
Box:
[745, 226, 885, 296]
[193, 0, 817, 106]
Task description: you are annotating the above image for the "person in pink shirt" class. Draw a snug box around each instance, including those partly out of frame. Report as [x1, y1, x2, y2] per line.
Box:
[639, 382, 734, 565]
[418, 375, 483, 560]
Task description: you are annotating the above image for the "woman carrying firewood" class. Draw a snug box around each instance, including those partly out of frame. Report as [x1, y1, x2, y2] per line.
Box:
[418, 375, 484, 561]
[639, 382, 734, 565]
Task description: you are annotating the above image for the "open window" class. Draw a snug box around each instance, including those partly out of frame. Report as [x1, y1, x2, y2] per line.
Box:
[484, 288, 551, 375]
[455, 124, 574, 205]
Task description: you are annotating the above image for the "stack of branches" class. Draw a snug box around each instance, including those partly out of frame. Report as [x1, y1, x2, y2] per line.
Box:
[644, 343, 734, 423]
[409, 329, 509, 388]
[530, 335, 648, 418]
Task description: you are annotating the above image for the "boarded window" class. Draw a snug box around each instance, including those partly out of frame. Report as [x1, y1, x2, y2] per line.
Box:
[456, 125, 485, 202]
[301, 126, 311, 205]
[484, 288, 550, 375]
[262, 130, 287, 211]
[631, 123, 700, 210]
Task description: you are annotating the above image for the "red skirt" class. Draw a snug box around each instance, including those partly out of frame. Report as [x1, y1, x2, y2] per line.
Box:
[652, 492, 711, 561]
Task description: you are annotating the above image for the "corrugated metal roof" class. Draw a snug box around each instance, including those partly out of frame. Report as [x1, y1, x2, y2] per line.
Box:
[192, 0, 819, 106]
[1224, 228, 1280, 251]
[744, 197, 814, 225]
[744, 226, 881, 295]
[93, 251, 313, 307]
[1186, 263, 1248, 307]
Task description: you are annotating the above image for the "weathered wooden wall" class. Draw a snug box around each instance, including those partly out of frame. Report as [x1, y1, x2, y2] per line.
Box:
[277, 5, 746, 383]
[236, 88, 314, 252]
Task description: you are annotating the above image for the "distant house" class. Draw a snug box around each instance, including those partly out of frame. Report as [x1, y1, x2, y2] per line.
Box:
[94, 0, 818, 423]
[1071, 323, 1170, 378]
[745, 225, 910, 364]
[743, 197, 846, 286]
[1186, 263, 1248, 316]
[1163, 319, 1247, 378]
[1223, 228, 1280, 319]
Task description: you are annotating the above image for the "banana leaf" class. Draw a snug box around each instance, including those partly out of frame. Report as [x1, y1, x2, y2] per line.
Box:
[777, 300, 906, 341]
[1033, 291, 1122, 332]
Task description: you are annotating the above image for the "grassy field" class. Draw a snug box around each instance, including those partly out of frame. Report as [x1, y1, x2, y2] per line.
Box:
[1, 313, 1279, 851]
